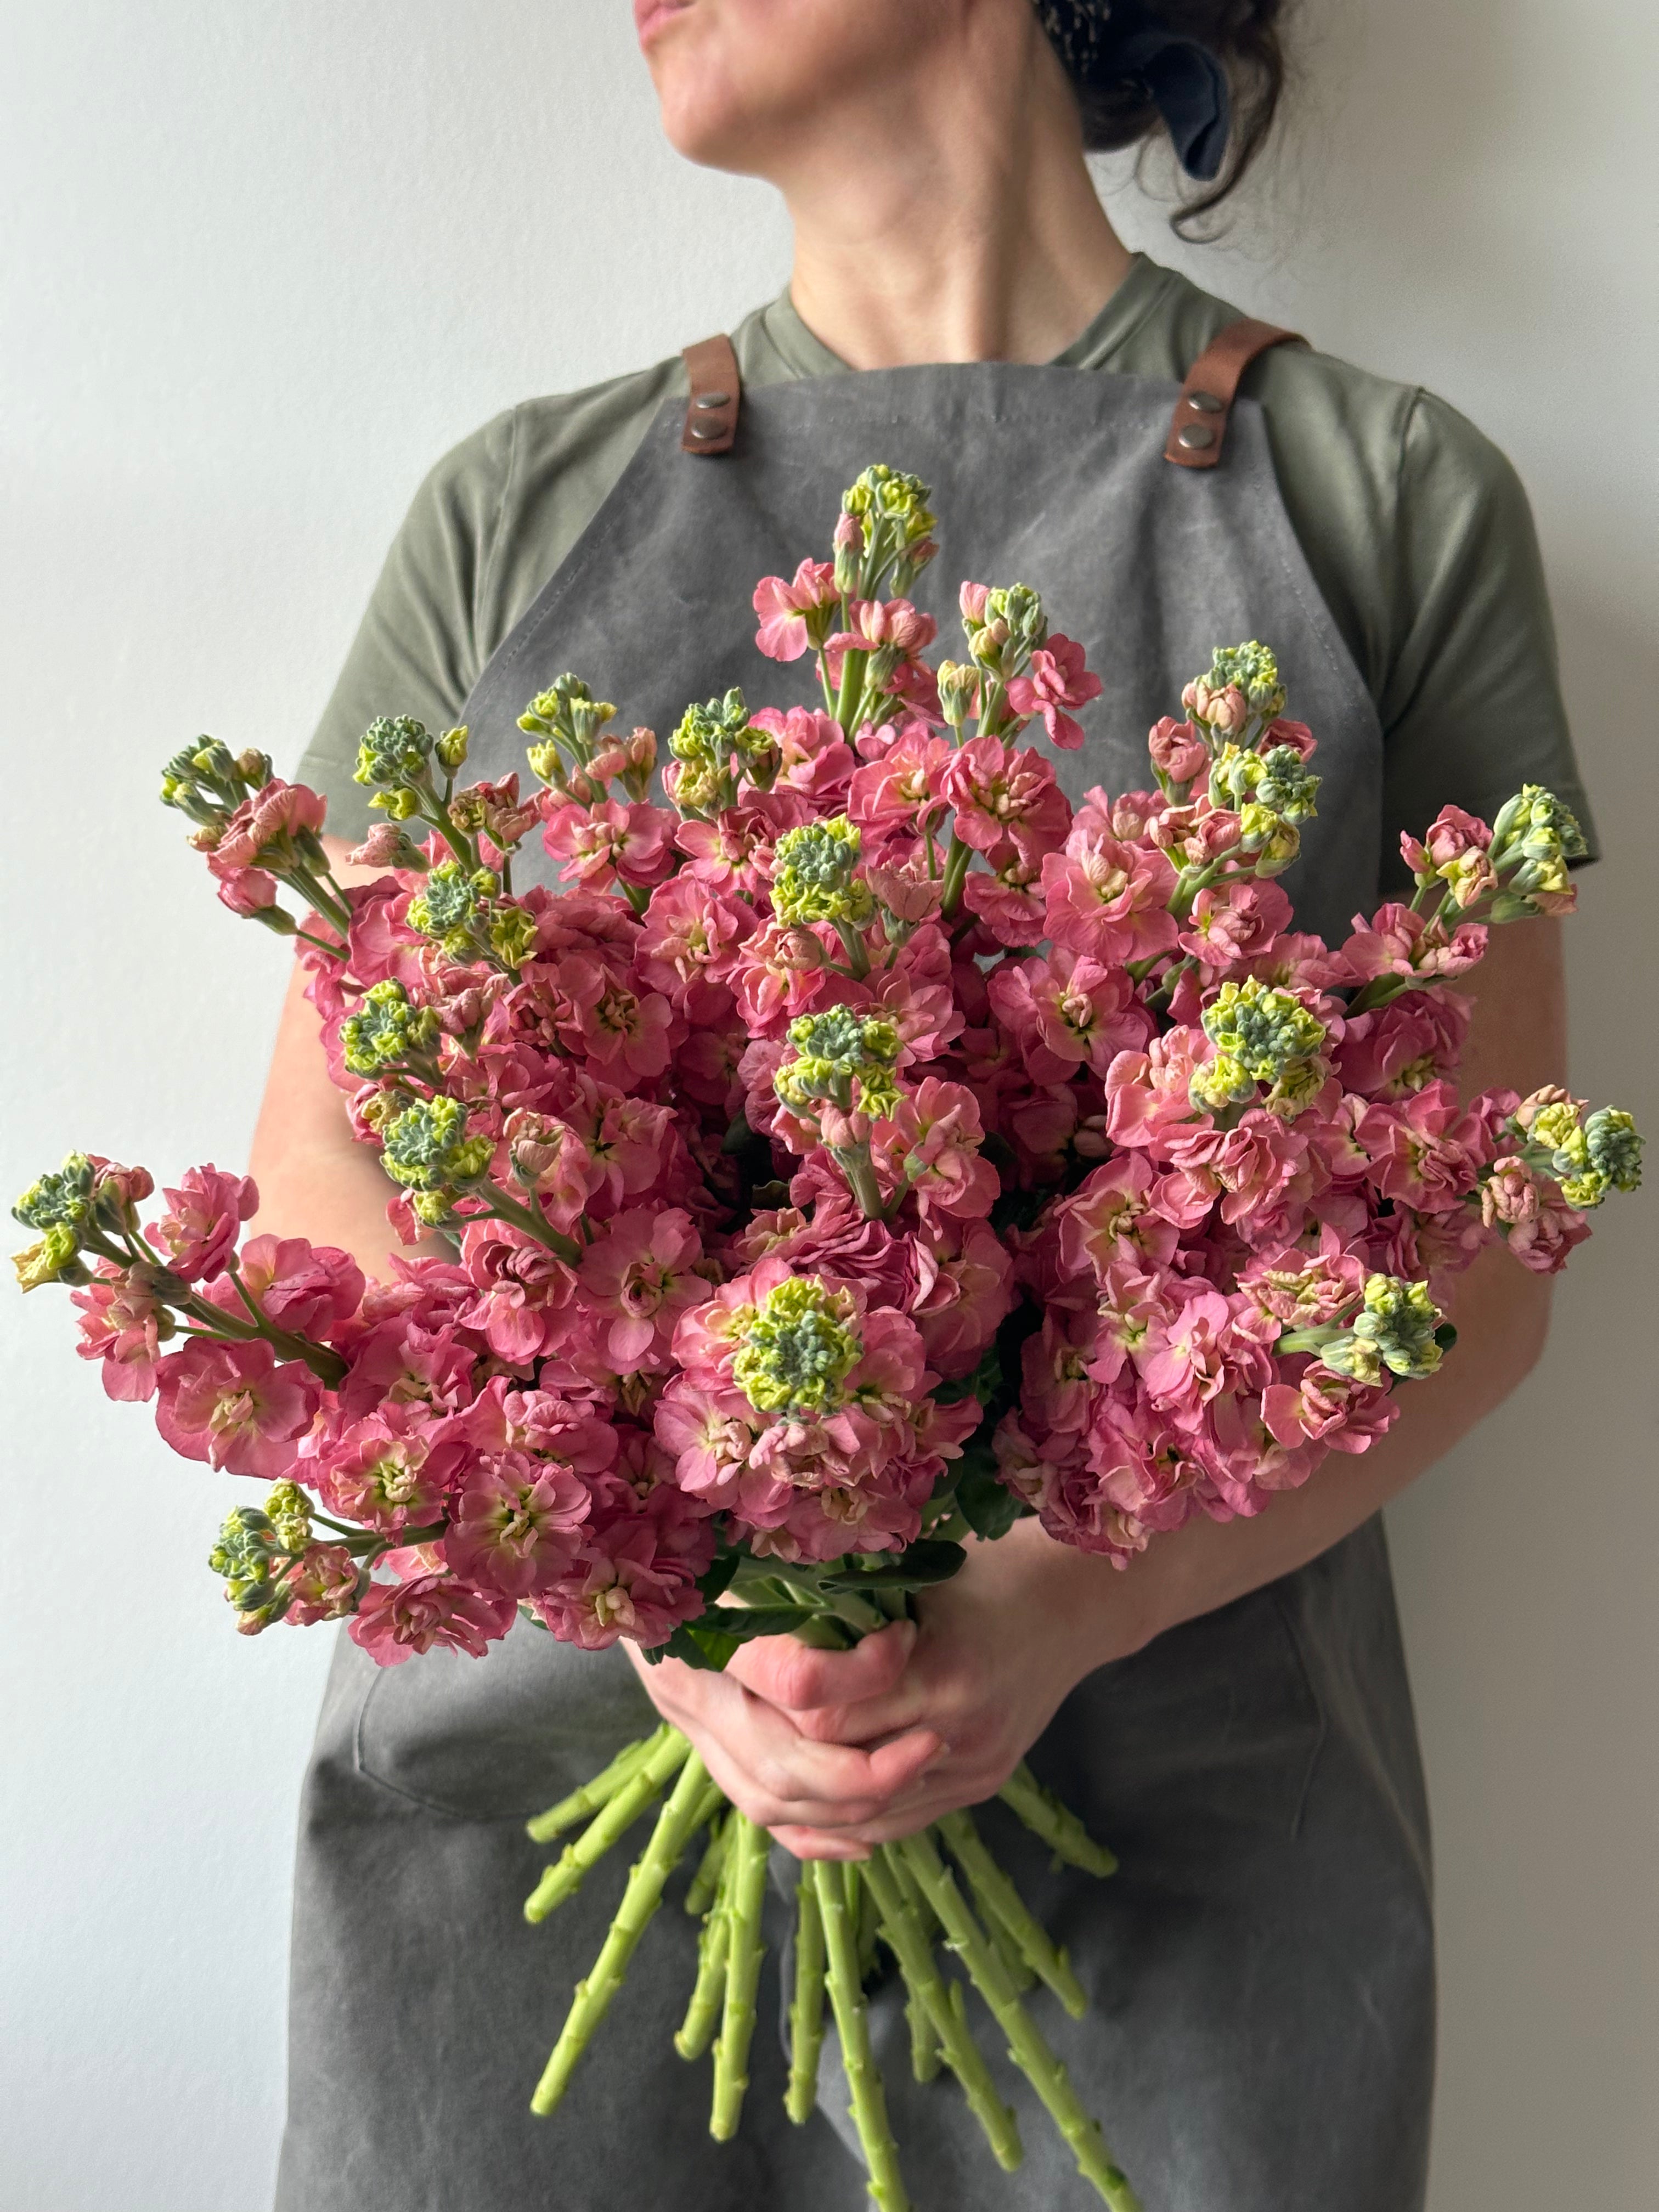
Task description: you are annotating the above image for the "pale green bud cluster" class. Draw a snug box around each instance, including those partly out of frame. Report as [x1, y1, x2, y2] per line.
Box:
[381, 1096, 494, 1192]
[354, 715, 434, 791]
[263, 1480, 314, 1556]
[405, 859, 499, 957]
[1209, 742, 1321, 825]
[340, 981, 441, 1076]
[730, 1276, 863, 1418]
[770, 817, 874, 929]
[840, 464, 936, 596]
[489, 906, 540, 971]
[208, 1503, 290, 1629]
[160, 737, 275, 829]
[668, 687, 770, 812]
[1519, 1097, 1644, 1209]
[518, 672, 616, 780]
[1205, 641, 1285, 718]
[1489, 785, 1588, 902]
[963, 583, 1048, 675]
[1191, 980, 1328, 1118]
[775, 1006, 903, 1121]
[1237, 802, 1302, 874]
[1319, 1274, 1447, 1385]
[13, 1153, 95, 1235]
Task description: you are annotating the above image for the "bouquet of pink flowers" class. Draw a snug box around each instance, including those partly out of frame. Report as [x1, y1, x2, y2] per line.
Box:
[15, 463, 1639, 2212]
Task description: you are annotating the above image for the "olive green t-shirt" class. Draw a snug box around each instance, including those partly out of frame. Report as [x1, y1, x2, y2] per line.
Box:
[297, 255, 1597, 886]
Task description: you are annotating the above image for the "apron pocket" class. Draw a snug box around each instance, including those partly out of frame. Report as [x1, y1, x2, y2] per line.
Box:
[352, 1617, 658, 1821]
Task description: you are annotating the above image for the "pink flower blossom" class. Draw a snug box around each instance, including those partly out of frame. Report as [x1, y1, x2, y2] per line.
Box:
[213, 864, 279, 918]
[155, 1338, 321, 1479]
[1042, 831, 1179, 966]
[578, 1207, 709, 1370]
[309, 1402, 466, 1530]
[1340, 903, 1488, 983]
[753, 558, 839, 661]
[457, 1220, 577, 1364]
[149, 1165, 258, 1282]
[1176, 879, 1292, 968]
[1005, 635, 1102, 751]
[1147, 716, 1210, 786]
[751, 707, 855, 806]
[872, 1079, 998, 1223]
[540, 798, 678, 893]
[636, 876, 758, 1018]
[1355, 1082, 1488, 1214]
[943, 737, 1071, 862]
[988, 948, 1149, 1084]
[445, 1451, 591, 1595]
[207, 778, 328, 870]
[71, 1264, 169, 1401]
[282, 1544, 362, 1626]
[848, 727, 955, 840]
[225, 1234, 365, 1339]
[349, 1573, 517, 1664]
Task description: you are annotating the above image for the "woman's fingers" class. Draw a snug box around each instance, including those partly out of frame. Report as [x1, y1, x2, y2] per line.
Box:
[726, 1617, 917, 1714]
[635, 1647, 945, 1829]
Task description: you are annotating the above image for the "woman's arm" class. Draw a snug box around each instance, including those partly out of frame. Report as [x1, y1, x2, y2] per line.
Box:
[246, 838, 442, 1282]
[631, 916, 1568, 1855]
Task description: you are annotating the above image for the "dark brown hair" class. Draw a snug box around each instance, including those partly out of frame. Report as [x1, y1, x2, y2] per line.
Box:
[1072, 1, 1290, 234]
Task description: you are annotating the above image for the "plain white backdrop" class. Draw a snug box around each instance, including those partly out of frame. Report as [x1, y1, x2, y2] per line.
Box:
[2, 3, 1654, 2206]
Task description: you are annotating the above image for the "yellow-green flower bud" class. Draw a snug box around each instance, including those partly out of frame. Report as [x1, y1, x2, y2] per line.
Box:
[381, 1096, 492, 1192]
[1187, 1053, 1256, 1115]
[1238, 803, 1301, 873]
[489, 906, 540, 970]
[13, 1153, 94, 1235]
[730, 1276, 862, 1417]
[1203, 641, 1285, 719]
[354, 716, 434, 790]
[436, 725, 470, 771]
[340, 981, 441, 1075]
[264, 1481, 314, 1556]
[1321, 1273, 1447, 1384]
[1201, 978, 1328, 1086]
[12, 1225, 83, 1291]
[936, 659, 979, 728]
[406, 859, 495, 946]
[771, 817, 873, 928]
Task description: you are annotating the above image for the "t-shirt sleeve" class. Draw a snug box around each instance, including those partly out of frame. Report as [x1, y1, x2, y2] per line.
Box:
[294, 408, 518, 844]
[1376, 391, 1599, 888]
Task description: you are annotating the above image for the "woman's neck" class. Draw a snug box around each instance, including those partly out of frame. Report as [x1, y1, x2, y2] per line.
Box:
[778, 12, 1132, 370]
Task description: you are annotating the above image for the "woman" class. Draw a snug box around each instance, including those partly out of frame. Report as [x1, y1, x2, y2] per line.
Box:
[260, 4, 1596, 2208]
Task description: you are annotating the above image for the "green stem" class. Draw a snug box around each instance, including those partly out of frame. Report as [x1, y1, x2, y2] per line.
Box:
[785, 1865, 828, 2124]
[529, 1748, 713, 2115]
[862, 1847, 1022, 2168]
[895, 1831, 1139, 2212]
[710, 1813, 771, 2140]
[676, 1832, 736, 2063]
[997, 1764, 1119, 1878]
[813, 1859, 911, 2212]
[684, 1807, 731, 1918]
[524, 1729, 692, 1923]
[525, 1726, 673, 1845]
[834, 646, 870, 739]
[937, 1808, 1085, 2017]
[938, 833, 973, 921]
[476, 1185, 583, 1267]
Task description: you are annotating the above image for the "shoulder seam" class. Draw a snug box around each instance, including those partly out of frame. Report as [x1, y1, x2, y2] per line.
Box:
[474, 404, 522, 683]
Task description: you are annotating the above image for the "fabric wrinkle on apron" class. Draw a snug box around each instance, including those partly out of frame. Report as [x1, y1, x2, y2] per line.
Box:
[275, 345, 1434, 2212]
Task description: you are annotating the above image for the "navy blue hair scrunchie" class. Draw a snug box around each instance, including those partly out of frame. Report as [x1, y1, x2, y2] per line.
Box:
[1034, 0, 1232, 181]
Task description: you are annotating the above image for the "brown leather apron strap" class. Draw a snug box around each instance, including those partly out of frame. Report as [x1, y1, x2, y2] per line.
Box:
[1165, 317, 1306, 470]
[680, 334, 741, 455]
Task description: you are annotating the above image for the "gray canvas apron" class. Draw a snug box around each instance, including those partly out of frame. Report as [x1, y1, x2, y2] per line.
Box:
[275, 350, 1434, 2212]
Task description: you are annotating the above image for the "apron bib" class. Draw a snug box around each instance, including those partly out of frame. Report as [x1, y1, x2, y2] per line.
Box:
[276, 342, 1432, 2212]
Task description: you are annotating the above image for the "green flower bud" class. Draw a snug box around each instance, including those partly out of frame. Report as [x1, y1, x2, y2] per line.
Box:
[842, 464, 936, 547]
[771, 817, 874, 928]
[410, 1189, 457, 1226]
[1238, 802, 1301, 873]
[730, 1275, 863, 1417]
[489, 906, 540, 970]
[354, 715, 434, 790]
[435, 724, 470, 771]
[264, 1481, 314, 1556]
[13, 1153, 95, 1234]
[12, 1224, 84, 1291]
[1187, 1053, 1256, 1115]
[1204, 641, 1285, 718]
[1583, 1107, 1643, 1194]
[381, 1096, 493, 1192]
[518, 673, 616, 758]
[669, 689, 754, 769]
[775, 1006, 902, 1119]
[369, 783, 422, 821]
[1201, 978, 1327, 1086]
[405, 859, 495, 947]
[340, 980, 441, 1075]
[209, 1504, 282, 1610]
[935, 659, 979, 728]
[1321, 1273, 1447, 1384]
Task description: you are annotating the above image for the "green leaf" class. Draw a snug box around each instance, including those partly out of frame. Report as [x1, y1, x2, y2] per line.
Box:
[821, 1538, 966, 1592]
[696, 1549, 741, 1604]
[953, 1446, 1029, 1542]
[640, 1605, 820, 1673]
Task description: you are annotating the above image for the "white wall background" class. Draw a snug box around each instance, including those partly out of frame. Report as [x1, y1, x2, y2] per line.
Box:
[2, 2, 1654, 2205]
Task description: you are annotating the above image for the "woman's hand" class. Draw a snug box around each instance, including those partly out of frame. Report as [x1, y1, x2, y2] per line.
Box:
[627, 1521, 1153, 1857]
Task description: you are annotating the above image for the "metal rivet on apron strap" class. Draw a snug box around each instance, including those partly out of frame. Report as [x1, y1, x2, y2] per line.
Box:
[1165, 318, 1307, 471]
[680, 334, 742, 455]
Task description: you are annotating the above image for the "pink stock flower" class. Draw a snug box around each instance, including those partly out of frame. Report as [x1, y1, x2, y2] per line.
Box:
[848, 727, 955, 840]
[578, 1207, 710, 1370]
[912, 1218, 1014, 1377]
[213, 864, 279, 918]
[872, 1079, 998, 1223]
[1042, 831, 1180, 966]
[551, 955, 679, 1083]
[349, 1572, 517, 1665]
[457, 1220, 576, 1365]
[281, 1543, 362, 1626]
[1005, 635, 1102, 751]
[207, 778, 327, 870]
[445, 1451, 591, 1595]
[149, 1165, 258, 1282]
[636, 876, 758, 1018]
[1147, 717, 1210, 787]
[155, 1339, 321, 1479]
[227, 1234, 365, 1339]
[1056, 1155, 1180, 1280]
[942, 737, 1071, 862]
[72, 1264, 170, 1401]
[540, 799, 678, 893]
[1340, 904, 1488, 983]
[1335, 990, 1470, 1098]
[961, 855, 1048, 946]
[1356, 1082, 1488, 1214]
[753, 559, 839, 661]
[1480, 1157, 1592, 1273]
[987, 948, 1149, 1083]
[1176, 879, 1293, 968]
[824, 597, 939, 682]
[750, 707, 855, 806]
[309, 1403, 466, 1530]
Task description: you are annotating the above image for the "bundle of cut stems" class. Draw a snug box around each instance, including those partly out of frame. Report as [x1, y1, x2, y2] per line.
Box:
[522, 1724, 1140, 2212]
